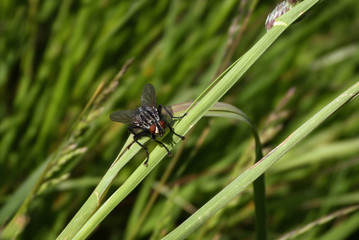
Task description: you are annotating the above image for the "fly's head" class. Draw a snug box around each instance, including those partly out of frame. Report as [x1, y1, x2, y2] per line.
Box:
[147, 106, 167, 137]
[149, 119, 166, 137]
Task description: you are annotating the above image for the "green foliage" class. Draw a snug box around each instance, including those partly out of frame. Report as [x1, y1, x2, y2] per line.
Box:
[1, 0, 359, 239]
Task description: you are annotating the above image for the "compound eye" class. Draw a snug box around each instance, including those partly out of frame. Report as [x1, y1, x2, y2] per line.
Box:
[149, 124, 156, 133]
[159, 121, 166, 128]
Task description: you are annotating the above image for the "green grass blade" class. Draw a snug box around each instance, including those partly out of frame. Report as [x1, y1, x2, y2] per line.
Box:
[278, 204, 359, 240]
[161, 81, 359, 240]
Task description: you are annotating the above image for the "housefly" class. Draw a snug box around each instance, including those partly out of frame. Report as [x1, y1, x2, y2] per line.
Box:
[110, 83, 185, 166]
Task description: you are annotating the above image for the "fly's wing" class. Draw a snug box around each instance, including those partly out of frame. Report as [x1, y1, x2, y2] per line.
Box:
[141, 83, 157, 107]
[110, 110, 136, 124]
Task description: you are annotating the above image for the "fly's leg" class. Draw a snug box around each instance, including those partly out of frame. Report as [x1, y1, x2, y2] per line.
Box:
[158, 105, 186, 140]
[167, 124, 185, 140]
[151, 134, 172, 157]
[133, 139, 150, 166]
[159, 105, 187, 119]
[128, 127, 150, 166]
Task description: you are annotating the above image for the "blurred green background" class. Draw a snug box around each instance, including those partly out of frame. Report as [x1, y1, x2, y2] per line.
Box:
[1, 0, 359, 239]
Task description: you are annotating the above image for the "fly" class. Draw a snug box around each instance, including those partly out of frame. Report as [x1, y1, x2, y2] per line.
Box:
[110, 83, 186, 166]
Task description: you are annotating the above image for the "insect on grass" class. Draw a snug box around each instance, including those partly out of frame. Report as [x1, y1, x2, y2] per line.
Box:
[110, 84, 186, 166]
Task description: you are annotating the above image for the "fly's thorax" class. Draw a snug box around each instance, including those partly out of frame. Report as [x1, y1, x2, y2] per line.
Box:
[133, 106, 166, 135]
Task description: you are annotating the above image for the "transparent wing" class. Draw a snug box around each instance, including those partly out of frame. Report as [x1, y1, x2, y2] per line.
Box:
[110, 110, 136, 124]
[141, 83, 157, 107]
